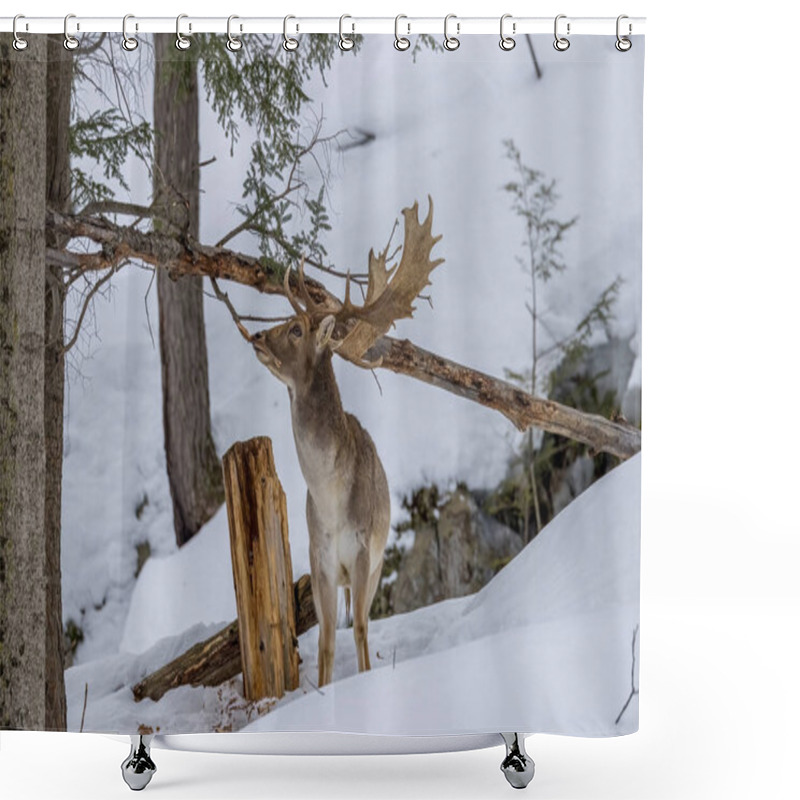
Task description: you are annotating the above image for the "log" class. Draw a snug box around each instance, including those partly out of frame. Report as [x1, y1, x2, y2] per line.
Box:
[223, 437, 298, 701]
[131, 576, 317, 703]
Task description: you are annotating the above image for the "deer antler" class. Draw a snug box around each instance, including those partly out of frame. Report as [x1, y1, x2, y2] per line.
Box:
[333, 196, 444, 364]
[283, 256, 335, 319]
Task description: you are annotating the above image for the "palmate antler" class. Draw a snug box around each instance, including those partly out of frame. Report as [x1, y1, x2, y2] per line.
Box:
[284, 197, 444, 367]
[334, 196, 444, 365]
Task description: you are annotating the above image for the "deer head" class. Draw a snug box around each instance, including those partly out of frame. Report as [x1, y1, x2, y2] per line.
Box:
[250, 264, 337, 393]
[251, 197, 444, 379]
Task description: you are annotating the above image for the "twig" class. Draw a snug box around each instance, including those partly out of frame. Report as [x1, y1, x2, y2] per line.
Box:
[304, 675, 325, 696]
[80, 682, 89, 733]
[525, 35, 543, 80]
[338, 128, 376, 152]
[62, 265, 120, 353]
[143, 267, 157, 349]
[209, 277, 254, 342]
[77, 200, 154, 219]
[615, 624, 640, 725]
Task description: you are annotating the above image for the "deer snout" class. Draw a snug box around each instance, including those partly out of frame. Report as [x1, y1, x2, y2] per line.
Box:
[252, 332, 282, 370]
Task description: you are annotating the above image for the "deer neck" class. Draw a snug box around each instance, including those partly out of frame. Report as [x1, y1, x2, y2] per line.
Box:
[288, 352, 351, 480]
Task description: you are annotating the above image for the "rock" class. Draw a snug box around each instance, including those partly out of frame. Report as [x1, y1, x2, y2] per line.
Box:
[391, 487, 522, 615]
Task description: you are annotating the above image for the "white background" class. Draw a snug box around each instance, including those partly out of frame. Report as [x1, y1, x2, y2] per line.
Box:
[2, 1, 798, 798]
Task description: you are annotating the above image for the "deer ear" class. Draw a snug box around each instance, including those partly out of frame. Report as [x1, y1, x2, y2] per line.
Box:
[316, 315, 336, 350]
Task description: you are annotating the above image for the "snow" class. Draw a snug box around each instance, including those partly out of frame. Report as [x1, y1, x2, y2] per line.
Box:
[65, 452, 639, 736]
[60, 34, 642, 735]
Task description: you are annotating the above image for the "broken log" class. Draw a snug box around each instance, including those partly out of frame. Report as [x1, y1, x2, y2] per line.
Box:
[132, 575, 316, 703]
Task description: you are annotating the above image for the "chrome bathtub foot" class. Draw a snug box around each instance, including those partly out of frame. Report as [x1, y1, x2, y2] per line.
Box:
[121, 734, 157, 791]
[500, 733, 535, 789]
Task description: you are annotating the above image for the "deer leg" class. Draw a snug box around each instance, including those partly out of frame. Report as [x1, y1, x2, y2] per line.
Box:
[344, 587, 352, 627]
[310, 566, 338, 688]
[352, 547, 375, 673]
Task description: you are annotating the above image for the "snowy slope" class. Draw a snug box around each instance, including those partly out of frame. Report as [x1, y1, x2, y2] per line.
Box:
[64, 453, 640, 736]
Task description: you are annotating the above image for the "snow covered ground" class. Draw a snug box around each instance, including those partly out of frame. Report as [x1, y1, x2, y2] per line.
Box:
[65, 451, 640, 736]
[60, 34, 642, 735]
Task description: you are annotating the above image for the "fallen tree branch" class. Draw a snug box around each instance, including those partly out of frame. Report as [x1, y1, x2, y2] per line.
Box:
[364, 337, 641, 459]
[132, 574, 316, 703]
[48, 210, 641, 459]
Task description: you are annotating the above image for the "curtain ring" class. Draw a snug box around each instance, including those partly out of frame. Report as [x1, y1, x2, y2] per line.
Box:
[283, 15, 299, 51]
[394, 14, 410, 51]
[443, 14, 460, 51]
[175, 13, 190, 50]
[226, 15, 242, 51]
[64, 14, 80, 50]
[122, 14, 139, 51]
[12, 14, 28, 51]
[499, 14, 516, 51]
[615, 14, 632, 51]
[339, 14, 355, 51]
[553, 14, 570, 51]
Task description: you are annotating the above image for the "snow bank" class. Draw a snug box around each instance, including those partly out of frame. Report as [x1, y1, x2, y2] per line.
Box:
[65, 453, 639, 736]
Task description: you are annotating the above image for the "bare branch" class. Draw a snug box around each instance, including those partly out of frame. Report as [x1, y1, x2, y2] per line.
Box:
[77, 200, 154, 219]
[62, 265, 120, 353]
[209, 277, 254, 342]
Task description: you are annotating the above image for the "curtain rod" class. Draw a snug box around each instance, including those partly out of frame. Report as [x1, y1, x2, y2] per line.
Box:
[0, 16, 646, 37]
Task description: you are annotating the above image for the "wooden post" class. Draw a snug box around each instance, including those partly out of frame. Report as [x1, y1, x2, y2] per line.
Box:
[222, 437, 299, 700]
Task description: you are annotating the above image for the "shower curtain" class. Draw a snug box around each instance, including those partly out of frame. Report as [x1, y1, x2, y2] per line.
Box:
[0, 27, 643, 741]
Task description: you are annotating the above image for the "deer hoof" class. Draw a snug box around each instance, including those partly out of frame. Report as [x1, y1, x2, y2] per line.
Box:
[500, 733, 535, 789]
[121, 735, 157, 791]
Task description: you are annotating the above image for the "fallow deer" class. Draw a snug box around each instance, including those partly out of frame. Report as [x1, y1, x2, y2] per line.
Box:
[250, 198, 443, 687]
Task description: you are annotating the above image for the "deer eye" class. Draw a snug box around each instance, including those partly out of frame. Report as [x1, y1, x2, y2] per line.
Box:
[289, 323, 303, 338]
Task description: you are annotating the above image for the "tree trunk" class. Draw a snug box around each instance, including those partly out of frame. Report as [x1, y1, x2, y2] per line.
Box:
[153, 35, 223, 547]
[0, 35, 50, 730]
[43, 33, 72, 732]
[223, 438, 299, 702]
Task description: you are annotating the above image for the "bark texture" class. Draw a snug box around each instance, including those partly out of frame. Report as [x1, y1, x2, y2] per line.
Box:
[0, 35, 49, 730]
[222, 437, 299, 701]
[43, 33, 71, 732]
[154, 35, 223, 547]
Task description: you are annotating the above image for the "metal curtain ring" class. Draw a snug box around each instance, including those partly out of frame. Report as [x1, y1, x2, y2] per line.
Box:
[226, 15, 242, 51]
[616, 14, 632, 51]
[175, 13, 190, 50]
[283, 15, 299, 51]
[339, 14, 355, 51]
[122, 14, 139, 51]
[12, 14, 28, 51]
[64, 14, 80, 50]
[394, 14, 410, 51]
[443, 14, 460, 51]
[499, 14, 515, 51]
[553, 14, 570, 51]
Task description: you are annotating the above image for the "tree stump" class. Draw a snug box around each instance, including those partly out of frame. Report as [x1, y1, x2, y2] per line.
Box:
[222, 437, 299, 700]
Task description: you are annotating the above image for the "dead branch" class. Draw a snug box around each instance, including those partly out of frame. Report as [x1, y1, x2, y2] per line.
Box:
[48, 209, 641, 459]
[209, 277, 254, 342]
[62, 265, 120, 353]
[615, 624, 640, 725]
[361, 337, 640, 459]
